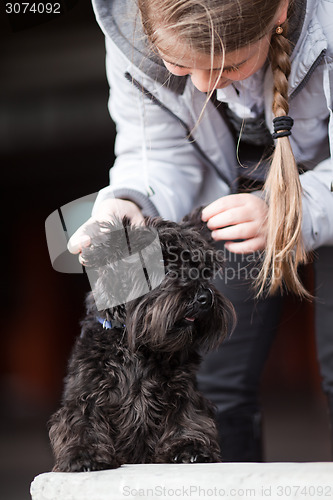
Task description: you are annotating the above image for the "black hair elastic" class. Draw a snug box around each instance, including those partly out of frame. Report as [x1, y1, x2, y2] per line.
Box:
[272, 116, 294, 139]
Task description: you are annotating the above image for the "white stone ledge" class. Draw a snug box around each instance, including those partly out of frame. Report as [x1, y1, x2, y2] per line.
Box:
[31, 463, 333, 500]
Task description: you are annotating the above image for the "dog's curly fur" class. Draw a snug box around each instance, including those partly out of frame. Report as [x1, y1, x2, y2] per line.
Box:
[49, 209, 235, 471]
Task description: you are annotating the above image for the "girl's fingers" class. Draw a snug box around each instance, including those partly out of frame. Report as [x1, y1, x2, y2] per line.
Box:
[201, 194, 250, 221]
[207, 206, 252, 230]
[68, 230, 92, 254]
[202, 194, 268, 254]
[224, 236, 266, 254]
[67, 200, 144, 255]
[211, 221, 262, 242]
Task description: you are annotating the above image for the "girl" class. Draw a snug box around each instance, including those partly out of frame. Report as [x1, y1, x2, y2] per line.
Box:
[69, 0, 333, 460]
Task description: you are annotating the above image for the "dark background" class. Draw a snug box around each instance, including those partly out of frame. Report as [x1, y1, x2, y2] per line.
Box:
[0, 2, 330, 500]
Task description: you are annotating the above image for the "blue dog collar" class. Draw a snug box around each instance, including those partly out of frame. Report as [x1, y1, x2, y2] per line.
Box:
[96, 317, 125, 330]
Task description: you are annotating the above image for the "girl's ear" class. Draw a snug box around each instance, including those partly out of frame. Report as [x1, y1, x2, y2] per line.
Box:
[275, 0, 289, 26]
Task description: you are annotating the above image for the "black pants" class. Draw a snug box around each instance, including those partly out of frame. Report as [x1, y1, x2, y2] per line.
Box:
[197, 244, 333, 461]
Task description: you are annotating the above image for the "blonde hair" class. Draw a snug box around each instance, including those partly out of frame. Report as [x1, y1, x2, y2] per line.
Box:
[137, 0, 310, 298]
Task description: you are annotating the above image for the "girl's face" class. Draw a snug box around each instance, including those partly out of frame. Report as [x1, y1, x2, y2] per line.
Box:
[159, 35, 272, 93]
[157, 0, 289, 92]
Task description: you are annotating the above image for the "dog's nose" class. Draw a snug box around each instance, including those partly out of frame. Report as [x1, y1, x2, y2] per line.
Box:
[196, 289, 212, 307]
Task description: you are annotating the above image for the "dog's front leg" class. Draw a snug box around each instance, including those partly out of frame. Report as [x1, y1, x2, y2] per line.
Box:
[48, 334, 123, 472]
[49, 402, 121, 472]
[154, 409, 221, 464]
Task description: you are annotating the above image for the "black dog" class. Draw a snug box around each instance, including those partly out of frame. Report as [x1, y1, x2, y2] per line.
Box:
[49, 210, 235, 471]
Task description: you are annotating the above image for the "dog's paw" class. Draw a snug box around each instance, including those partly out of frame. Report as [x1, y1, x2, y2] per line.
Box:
[172, 445, 220, 464]
[53, 455, 121, 472]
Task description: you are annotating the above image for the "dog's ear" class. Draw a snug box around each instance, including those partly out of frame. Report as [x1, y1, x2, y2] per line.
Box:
[80, 218, 165, 311]
[80, 219, 131, 268]
[180, 206, 214, 244]
[81, 218, 160, 268]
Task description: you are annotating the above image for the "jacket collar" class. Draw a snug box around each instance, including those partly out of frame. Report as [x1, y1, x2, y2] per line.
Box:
[92, 0, 187, 94]
[288, 0, 307, 52]
[288, 0, 327, 97]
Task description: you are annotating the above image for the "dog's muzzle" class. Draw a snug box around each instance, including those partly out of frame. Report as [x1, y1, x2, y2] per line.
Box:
[184, 288, 214, 323]
[195, 288, 213, 309]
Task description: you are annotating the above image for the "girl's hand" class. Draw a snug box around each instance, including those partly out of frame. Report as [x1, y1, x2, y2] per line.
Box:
[201, 193, 268, 253]
[67, 198, 144, 260]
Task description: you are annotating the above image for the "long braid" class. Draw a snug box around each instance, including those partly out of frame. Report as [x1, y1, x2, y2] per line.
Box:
[256, 20, 310, 298]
